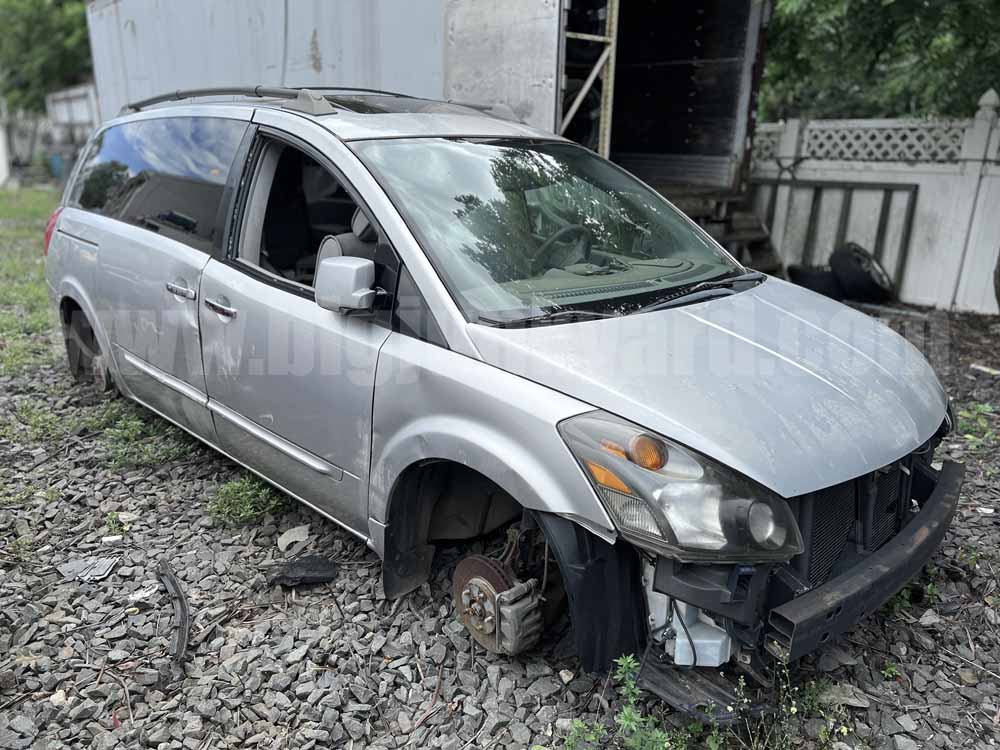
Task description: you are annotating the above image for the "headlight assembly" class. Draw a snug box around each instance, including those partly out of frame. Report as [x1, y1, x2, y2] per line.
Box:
[559, 411, 803, 563]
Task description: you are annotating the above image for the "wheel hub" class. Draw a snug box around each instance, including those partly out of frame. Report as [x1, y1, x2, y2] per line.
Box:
[452, 554, 516, 651]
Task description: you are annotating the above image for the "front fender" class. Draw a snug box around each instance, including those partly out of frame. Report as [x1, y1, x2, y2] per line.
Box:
[369, 334, 617, 557]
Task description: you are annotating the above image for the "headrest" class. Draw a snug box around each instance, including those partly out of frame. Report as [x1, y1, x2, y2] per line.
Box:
[317, 235, 343, 264]
[352, 207, 377, 243]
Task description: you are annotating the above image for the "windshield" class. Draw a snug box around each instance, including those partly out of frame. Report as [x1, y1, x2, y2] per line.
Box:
[352, 138, 742, 322]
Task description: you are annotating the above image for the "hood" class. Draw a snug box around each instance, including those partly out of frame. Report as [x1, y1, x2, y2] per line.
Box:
[468, 278, 947, 498]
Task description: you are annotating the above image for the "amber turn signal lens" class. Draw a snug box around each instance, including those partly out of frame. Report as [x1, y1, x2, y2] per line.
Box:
[585, 460, 632, 494]
[599, 439, 627, 459]
[628, 434, 666, 471]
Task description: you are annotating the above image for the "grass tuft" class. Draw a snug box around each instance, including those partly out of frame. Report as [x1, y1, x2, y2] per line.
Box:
[82, 400, 195, 468]
[208, 475, 287, 524]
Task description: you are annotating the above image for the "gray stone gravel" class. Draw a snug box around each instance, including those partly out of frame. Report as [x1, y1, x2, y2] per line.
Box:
[1, 309, 999, 749]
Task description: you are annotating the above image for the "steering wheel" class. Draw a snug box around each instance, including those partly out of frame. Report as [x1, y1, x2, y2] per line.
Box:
[531, 224, 593, 274]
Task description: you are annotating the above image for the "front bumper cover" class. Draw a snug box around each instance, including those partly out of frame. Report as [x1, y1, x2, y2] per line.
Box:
[765, 460, 963, 662]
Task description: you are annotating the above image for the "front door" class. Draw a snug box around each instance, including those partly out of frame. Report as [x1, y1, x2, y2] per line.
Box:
[198, 130, 394, 536]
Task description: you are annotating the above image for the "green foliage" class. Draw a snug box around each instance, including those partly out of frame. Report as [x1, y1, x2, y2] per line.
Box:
[881, 661, 900, 680]
[105, 511, 123, 535]
[0, 187, 62, 222]
[3, 535, 33, 562]
[885, 586, 913, 616]
[0, 400, 66, 442]
[565, 718, 607, 749]
[208, 475, 287, 525]
[761, 0, 1000, 119]
[0, 189, 61, 375]
[958, 545, 981, 569]
[957, 403, 996, 448]
[923, 581, 940, 604]
[95, 400, 194, 468]
[0, 0, 91, 112]
[560, 655, 858, 749]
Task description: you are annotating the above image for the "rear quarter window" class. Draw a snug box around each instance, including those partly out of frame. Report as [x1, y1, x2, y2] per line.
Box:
[68, 117, 248, 254]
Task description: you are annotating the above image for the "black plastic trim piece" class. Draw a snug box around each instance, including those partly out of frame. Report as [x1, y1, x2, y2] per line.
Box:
[653, 558, 770, 625]
[158, 559, 191, 666]
[637, 643, 767, 724]
[533, 511, 646, 674]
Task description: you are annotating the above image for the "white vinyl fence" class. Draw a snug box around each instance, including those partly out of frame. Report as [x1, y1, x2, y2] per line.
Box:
[751, 90, 1000, 314]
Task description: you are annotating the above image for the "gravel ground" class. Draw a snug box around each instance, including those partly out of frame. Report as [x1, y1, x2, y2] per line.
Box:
[1, 206, 999, 748]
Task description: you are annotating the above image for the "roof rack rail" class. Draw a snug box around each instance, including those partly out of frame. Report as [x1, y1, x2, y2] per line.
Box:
[121, 85, 416, 116]
[121, 86, 337, 115]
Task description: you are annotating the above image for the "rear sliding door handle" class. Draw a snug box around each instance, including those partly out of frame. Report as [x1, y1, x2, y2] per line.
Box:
[205, 297, 238, 319]
[165, 281, 197, 300]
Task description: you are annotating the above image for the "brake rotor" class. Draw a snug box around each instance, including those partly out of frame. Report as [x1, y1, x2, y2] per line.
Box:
[452, 554, 517, 652]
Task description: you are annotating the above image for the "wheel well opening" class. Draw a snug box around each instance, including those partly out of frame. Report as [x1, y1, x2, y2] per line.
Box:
[59, 297, 83, 328]
[381, 461, 645, 672]
[381, 460, 522, 598]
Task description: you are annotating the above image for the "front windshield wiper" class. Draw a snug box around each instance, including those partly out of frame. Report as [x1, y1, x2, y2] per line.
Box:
[630, 271, 766, 315]
[476, 309, 618, 328]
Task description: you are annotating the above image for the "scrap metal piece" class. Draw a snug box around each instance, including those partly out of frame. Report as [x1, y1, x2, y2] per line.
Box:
[269, 554, 339, 587]
[57, 556, 119, 582]
[157, 559, 190, 665]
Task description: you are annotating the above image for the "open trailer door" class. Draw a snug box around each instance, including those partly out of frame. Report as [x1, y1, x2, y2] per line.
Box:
[609, 0, 769, 194]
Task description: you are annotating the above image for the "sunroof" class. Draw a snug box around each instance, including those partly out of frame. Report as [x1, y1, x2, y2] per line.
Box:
[326, 94, 479, 116]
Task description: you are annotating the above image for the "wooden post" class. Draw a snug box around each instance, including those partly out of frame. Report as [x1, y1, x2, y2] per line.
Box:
[950, 89, 999, 308]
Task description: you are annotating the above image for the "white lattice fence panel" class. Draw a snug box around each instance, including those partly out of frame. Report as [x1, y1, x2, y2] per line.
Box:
[802, 119, 968, 162]
[752, 124, 781, 163]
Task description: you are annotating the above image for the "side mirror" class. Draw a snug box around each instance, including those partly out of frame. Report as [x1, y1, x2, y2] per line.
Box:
[315, 256, 376, 313]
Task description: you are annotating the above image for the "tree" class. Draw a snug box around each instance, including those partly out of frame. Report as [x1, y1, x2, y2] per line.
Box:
[760, 0, 1000, 120]
[0, 0, 91, 113]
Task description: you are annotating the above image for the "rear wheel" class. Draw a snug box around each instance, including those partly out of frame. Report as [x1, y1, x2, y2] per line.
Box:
[63, 309, 98, 382]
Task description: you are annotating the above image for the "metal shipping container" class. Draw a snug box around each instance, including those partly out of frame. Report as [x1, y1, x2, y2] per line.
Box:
[87, 0, 769, 197]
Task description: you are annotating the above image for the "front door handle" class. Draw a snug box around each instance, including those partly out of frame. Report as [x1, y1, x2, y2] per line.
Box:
[165, 280, 197, 300]
[205, 296, 238, 319]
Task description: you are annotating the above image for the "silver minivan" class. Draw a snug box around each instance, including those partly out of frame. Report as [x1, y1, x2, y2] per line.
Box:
[45, 87, 962, 718]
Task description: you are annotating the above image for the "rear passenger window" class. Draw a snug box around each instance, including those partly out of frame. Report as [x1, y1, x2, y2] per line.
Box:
[68, 117, 247, 253]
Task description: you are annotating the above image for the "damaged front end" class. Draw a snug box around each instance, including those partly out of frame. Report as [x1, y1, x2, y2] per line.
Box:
[555, 410, 961, 721]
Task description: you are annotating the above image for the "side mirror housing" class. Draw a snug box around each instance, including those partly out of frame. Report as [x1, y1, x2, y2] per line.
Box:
[315, 256, 376, 313]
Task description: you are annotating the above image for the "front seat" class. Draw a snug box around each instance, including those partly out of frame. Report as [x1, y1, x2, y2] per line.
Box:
[334, 207, 378, 260]
[262, 150, 312, 272]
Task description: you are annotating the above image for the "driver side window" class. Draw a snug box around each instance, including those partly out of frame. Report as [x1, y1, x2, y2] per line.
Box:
[238, 138, 376, 288]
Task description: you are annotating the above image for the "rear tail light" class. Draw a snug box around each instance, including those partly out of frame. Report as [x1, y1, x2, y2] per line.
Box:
[43, 207, 63, 256]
